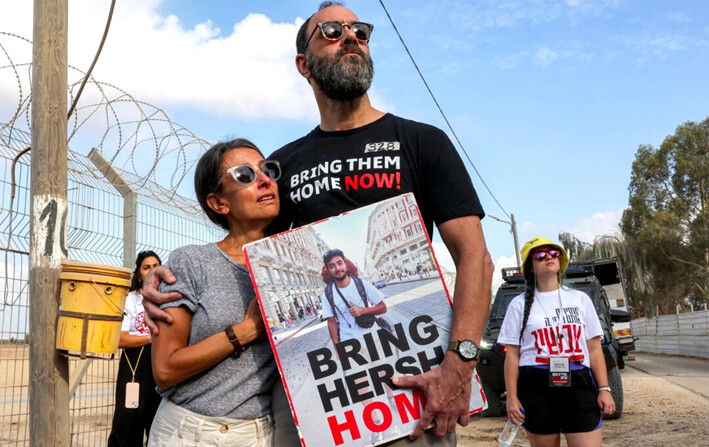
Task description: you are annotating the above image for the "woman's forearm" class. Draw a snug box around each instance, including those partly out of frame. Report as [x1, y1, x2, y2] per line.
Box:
[152, 307, 259, 389]
[587, 337, 609, 386]
[504, 345, 521, 400]
[118, 332, 151, 349]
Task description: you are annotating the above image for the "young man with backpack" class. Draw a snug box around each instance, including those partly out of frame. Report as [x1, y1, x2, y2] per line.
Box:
[321, 249, 386, 346]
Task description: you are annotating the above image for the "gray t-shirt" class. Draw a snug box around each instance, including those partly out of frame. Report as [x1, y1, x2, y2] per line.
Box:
[158, 243, 276, 419]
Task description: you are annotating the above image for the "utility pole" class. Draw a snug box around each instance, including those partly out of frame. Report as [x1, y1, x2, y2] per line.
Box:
[489, 213, 522, 269]
[30, 0, 70, 445]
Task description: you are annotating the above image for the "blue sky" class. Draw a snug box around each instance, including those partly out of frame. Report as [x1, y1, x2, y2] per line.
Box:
[2, 0, 708, 289]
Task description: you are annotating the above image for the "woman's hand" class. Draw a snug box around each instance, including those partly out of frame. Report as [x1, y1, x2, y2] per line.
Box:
[242, 298, 267, 340]
[598, 389, 616, 416]
[505, 396, 525, 425]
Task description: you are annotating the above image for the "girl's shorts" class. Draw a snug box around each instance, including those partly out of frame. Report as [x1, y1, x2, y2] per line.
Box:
[517, 365, 602, 434]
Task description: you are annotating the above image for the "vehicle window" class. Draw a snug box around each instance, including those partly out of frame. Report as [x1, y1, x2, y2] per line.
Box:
[491, 291, 523, 321]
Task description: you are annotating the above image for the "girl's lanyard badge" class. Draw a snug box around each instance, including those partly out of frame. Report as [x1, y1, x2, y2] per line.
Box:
[538, 289, 570, 387]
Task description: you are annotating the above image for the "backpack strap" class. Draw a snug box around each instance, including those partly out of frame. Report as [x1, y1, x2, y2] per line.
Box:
[351, 275, 369, 307]
[325, 283, 350, 328]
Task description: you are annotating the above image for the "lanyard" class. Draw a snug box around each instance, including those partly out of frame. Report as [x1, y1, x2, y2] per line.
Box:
[536, 288, 565, 345]
[124, 346, 145, 382]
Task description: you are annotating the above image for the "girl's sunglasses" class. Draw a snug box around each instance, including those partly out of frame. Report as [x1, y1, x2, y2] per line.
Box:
[305, 21, 374, 49]
[217, 160, 281, 189]
[532, 249, 561, 261]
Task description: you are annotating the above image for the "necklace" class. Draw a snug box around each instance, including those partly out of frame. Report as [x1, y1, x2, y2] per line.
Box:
[535, 287, 565, 341]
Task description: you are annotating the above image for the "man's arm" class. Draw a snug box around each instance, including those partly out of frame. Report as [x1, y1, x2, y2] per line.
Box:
[348, 300, 386, 317]
[141, 265, 181, 334]
[326, 317, 339, 346]
[392, 214, 493, 439]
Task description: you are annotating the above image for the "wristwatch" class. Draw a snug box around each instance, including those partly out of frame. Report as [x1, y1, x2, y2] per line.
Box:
[447, 339, 479, 361]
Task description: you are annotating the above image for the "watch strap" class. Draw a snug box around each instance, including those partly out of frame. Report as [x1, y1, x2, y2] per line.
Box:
[225, 326, 243, 358]
[447, 339, 478, 361]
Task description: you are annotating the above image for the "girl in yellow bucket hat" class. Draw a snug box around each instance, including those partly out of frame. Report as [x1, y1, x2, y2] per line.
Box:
[496, 237, 615, 447]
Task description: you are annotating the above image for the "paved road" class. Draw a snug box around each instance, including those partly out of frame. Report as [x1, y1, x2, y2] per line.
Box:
[626, 352, 709, 399]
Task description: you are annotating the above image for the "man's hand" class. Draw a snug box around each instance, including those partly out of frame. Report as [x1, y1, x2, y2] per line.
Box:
[392, 353, 474, 439]
[348, 301, 364, 317]
[142, 265, 181, 335]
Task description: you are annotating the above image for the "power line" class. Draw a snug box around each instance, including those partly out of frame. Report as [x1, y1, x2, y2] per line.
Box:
[376, 0, 510, 220]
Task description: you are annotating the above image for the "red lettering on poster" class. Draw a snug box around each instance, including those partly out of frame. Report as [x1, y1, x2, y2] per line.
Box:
[394, 389, 427, 424]
[327, 410, 361, 446]
[363, 401, 392, 432]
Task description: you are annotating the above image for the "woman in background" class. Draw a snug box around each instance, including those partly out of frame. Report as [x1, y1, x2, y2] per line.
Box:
[498, 237, 615, 447]
[107, 250, 162, 446]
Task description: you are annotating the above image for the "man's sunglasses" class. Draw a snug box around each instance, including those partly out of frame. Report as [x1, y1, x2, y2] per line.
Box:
[305, 21, 374, 49]
[217, 160, 281, 189]
[532, 249, 561, 261]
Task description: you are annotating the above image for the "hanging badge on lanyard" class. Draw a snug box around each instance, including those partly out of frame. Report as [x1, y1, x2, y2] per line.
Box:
[549, 356, 571, 387]
[125, 382, 140, 408]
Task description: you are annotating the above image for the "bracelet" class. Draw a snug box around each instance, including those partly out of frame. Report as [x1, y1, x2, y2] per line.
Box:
[224, 326, 243, 358]
[598, 386, 611, 392]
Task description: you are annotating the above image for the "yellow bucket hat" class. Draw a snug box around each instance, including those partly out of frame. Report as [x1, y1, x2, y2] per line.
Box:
[520, 236, 569, 274]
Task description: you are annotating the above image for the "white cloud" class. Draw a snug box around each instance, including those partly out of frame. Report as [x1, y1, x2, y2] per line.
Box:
[0, 0, 318, 122]
[518, 208, 625, 246]
[533, 46, 560, 67]
[492, 255, 518, 293]
[564, 208, 624, 243]
[491, 51, 529, 70]
[432, 242, 520, 294]
[431, 242, 455, 273]
[647, 35, 692, 53]
[665, 11, 690, 23]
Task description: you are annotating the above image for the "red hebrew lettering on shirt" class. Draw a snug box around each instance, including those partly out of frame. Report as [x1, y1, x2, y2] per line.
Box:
[532, 324, 585, 359]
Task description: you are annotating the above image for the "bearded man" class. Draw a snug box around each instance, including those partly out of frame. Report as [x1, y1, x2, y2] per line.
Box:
[143, 2, 494, 445]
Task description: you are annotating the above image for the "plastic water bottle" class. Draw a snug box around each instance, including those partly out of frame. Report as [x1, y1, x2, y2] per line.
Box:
[498, 409, 524, 447]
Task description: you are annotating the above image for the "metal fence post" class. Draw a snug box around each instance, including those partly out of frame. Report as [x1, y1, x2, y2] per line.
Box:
[88, 148, 137, 268]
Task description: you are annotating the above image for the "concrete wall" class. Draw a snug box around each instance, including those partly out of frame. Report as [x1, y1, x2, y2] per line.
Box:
[632, 309, 709, 359]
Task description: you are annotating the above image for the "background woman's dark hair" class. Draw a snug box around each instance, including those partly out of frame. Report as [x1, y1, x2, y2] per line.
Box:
[194, 138, 264, 230]
[518, 255, 536, 343]
[131, 250, 161, 292]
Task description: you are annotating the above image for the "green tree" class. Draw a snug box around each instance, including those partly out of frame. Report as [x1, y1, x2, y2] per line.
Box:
[558, 232, 649, 316]
[621, 118, 709, 313]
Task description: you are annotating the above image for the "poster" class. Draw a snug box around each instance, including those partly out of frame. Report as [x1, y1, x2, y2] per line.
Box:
[244, 193, 486, 447]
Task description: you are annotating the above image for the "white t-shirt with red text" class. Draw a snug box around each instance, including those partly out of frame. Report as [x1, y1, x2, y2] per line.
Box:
[498, 287, 603, 368]
[121, 290, 150, 336]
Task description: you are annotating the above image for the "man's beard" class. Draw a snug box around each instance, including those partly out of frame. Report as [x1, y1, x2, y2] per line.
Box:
[306, 44, 374, 101]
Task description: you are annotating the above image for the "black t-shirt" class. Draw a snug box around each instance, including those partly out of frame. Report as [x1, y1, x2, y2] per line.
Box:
[268, 113, 484, 236]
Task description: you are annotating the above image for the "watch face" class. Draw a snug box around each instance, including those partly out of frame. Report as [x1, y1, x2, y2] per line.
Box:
[459, 340, 478, 360]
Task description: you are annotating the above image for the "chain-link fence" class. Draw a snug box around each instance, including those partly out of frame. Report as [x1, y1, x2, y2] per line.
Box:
[0, 127, 222, 446]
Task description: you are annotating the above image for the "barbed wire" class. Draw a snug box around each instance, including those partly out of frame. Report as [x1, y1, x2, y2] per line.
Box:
[0, 31, 210, 211]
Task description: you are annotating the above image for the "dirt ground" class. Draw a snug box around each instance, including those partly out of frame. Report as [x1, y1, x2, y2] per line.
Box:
[457, 366, 709, 447]
[3, 344, 709, 446]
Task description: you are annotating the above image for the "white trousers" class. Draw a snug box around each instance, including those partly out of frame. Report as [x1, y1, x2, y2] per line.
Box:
[148, 398, 274, 447]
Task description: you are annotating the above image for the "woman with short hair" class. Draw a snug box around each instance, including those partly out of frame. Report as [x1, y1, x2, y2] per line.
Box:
[148, 138, 285, 446]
